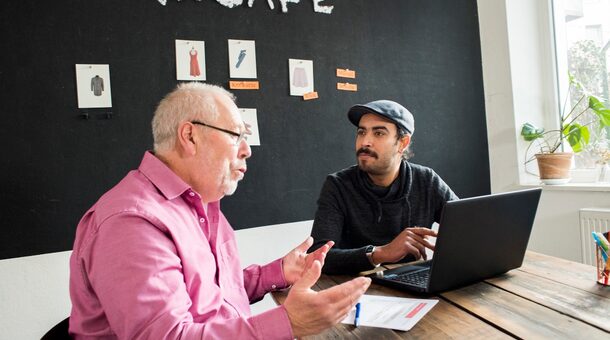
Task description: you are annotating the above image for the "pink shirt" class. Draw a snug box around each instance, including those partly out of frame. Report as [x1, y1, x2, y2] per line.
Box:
[69, 151, 293, 339]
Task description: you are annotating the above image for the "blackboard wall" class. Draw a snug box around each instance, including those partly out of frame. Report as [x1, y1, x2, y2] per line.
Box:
[0, 0, 490, 260]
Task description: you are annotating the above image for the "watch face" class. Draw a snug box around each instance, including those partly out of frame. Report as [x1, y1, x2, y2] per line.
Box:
[365, 245, 375, 254]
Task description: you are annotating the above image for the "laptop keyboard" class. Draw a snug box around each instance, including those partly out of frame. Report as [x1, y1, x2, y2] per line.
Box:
[385, 269, 430, 286]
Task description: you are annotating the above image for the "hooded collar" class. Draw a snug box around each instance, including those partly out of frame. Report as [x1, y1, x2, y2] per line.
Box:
[356, 160, 413, 223]
[357, 160, 412, 201]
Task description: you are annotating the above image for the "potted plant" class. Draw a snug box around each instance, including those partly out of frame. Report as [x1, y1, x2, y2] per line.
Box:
[521, 74, 610, 184]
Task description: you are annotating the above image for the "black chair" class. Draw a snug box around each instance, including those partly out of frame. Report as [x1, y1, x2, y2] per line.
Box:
[41, 317, 71, 340]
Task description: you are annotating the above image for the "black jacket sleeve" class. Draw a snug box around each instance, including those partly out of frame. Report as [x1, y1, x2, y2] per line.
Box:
[310, 177, 375, 274]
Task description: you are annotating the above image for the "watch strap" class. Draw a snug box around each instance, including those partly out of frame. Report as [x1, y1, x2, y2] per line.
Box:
[365, 245, 379, 268]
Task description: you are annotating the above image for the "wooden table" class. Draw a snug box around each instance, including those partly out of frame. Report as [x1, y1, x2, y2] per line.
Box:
[272, 251, 610, 339]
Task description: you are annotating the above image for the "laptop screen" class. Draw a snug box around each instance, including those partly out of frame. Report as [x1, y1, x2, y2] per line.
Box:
[429, 188, 542, 292]
[372, 188, 542, 293]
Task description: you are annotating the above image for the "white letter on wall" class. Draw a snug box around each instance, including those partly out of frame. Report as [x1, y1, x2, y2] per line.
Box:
[279, 0, 300, 13]
[216, 0, 244, 8]
[248, 0, 276, 10]
[313, 0, 333, 14]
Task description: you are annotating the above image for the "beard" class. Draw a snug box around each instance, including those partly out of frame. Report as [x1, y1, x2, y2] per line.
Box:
[222, 180, 239, 196]
[219, 166, 243, 197]
[356, 147, 396, 176]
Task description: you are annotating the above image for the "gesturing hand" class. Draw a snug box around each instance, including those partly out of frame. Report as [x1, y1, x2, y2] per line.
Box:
[282, 237, 333, 285]
[283, 258, 371, 338]
[373, 227, 437, 264]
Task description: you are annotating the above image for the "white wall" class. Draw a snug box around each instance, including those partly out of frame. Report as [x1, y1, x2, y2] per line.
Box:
[477, 0, 557, 193]
[0, 251, 72, 340]
[234, 220, 313, 316]
[0, 221, 312, 340]
[530, 188, 610, 261]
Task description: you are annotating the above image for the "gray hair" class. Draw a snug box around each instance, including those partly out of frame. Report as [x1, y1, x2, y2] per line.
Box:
[152, 82, 235, 153]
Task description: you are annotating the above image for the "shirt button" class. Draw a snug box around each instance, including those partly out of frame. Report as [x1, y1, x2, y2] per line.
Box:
[189, 192, 195, 197]
[271, 284, 277, 289]
[199, 217, 205, 223]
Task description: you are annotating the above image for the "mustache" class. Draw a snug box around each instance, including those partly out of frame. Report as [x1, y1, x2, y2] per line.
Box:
[357, 148, 378, 158]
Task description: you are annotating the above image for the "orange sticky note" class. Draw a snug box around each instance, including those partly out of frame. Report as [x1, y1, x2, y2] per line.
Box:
[337, 82, 358, 92]
[336, 68, 356, 79]
[229, 81, 260, 90]
[303, 91, 319, 100]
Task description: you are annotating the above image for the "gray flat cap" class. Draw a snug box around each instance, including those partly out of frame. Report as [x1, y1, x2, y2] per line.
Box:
[347, 99, 414, 134]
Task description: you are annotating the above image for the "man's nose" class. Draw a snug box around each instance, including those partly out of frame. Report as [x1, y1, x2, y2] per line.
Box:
[359, 133, 372, 147]
[238, 139, 251, 159]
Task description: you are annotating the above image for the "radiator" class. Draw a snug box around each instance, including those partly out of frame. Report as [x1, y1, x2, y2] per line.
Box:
[579, 208, 610, 265]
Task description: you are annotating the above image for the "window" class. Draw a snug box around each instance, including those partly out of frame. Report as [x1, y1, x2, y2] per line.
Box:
[553, 0, 610, 168]
[585, 24, 603, 45]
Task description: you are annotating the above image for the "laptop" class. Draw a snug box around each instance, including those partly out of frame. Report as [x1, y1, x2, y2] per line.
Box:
[369, 188, 542, 293]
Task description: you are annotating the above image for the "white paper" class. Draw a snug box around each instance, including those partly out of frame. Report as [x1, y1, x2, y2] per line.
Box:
[175, 39, 206, 81]
[288, 58, 314, 96]
[341, 294, 438, 331]
[239, 108, 260, 146]
[228, 39, 257, 79]
[75, 64, 112, 108]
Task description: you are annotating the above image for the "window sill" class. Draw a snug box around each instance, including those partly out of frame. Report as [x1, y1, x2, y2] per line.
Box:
[520, 181, 610, 192]
[520, 168, 610, 192]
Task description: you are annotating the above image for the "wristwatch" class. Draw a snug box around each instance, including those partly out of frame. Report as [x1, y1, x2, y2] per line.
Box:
[365, 245, 380, 268]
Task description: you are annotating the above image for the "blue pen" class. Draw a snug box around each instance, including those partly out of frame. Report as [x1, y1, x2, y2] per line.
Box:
[354, 302, 361, 327]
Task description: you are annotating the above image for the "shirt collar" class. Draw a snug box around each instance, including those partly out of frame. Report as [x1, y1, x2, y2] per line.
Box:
[138, 151, 191, 200]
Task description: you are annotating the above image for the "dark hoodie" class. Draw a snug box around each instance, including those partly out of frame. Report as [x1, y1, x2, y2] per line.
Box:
[310, 160, 457, 274]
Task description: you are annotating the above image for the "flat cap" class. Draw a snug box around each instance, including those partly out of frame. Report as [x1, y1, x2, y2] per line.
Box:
[347, 99, 414, 134]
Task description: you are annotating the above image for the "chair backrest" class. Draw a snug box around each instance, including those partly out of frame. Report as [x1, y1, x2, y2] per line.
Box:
[40, 317, 71, 340]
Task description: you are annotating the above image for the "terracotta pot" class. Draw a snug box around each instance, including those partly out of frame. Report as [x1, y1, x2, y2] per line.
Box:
[535, 152, 573, 179]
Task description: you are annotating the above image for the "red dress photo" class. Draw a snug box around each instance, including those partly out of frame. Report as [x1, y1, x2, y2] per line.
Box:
[190, 49, 201, 77]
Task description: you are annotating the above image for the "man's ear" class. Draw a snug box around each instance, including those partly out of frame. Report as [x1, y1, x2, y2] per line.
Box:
[399, 134, 411, 154]
[177, 122, 197, 155]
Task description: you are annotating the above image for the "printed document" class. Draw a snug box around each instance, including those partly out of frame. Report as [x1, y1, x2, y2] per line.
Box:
[341, 294, 438, 331]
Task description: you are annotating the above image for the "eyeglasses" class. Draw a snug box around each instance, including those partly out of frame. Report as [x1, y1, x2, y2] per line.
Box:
[191, 120, 250, 145]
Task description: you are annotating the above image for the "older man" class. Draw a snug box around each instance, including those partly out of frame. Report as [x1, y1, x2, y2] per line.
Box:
[69, 83, 370, 339]
[310, 100, 458, 275]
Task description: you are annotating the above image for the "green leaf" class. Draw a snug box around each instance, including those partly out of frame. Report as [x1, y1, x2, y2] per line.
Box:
[563, 123, 590, 153]
[569, 72, 584, 91]
[589, 96, 610, 127]
[520, 123, 544, 141]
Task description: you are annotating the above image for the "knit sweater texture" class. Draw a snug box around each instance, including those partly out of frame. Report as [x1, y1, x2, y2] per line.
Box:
[310, 160, 457, 274]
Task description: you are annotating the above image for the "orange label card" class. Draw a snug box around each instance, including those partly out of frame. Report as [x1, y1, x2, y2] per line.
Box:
[303, 91, 319, 100]
[229, 81, 260, 90]
[336, 68, 356, 78]
[337, 82, 358, 91]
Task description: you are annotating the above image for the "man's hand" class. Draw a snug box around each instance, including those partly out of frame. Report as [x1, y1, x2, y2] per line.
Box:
[283, 258, 371, 338]
[282, 237, 334, 285]
[372, 227, 437, 264]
